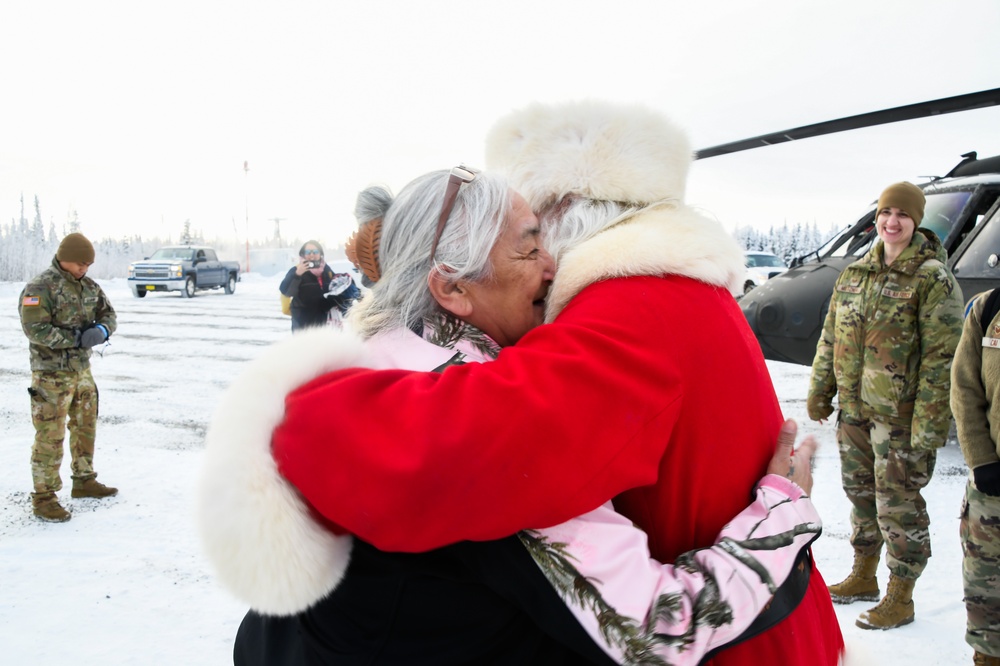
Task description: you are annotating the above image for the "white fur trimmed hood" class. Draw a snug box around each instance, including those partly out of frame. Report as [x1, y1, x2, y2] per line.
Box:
[485, 99, 693, 212]
[196, 326, 373, 616]
[485, 100, 743, 320]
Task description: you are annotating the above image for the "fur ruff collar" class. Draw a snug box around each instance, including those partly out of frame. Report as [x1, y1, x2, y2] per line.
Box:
[545, 203, 745, 321]
[197, 326, 372, 616]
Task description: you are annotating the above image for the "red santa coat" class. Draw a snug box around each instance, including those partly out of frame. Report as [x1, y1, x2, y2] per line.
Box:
[273, 205, 844, 665]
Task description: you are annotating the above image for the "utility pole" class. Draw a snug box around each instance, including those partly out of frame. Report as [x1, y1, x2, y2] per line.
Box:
[243, 160, 250, 273]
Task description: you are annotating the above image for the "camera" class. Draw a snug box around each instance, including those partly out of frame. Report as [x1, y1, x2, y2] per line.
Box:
[305, 261, 316, 268]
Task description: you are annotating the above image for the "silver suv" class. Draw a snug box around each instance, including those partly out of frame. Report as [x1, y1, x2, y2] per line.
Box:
[736, 251, 788, 297]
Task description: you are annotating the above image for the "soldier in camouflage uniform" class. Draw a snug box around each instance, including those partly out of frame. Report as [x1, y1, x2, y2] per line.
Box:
[18, 233, 119, 523]
[951, 289, 1000, 665]
[807, 182, 963, 630]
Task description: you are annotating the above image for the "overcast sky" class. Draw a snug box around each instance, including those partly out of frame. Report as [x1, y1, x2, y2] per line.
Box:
[2, 0, 999, 249]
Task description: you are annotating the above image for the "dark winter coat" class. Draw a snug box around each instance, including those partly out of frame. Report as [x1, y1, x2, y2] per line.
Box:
[279, 265, 360, 331]
[233, 537, 615, 666]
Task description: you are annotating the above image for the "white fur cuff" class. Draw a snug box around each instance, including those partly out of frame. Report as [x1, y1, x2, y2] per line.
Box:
[196, 327, 370, 615]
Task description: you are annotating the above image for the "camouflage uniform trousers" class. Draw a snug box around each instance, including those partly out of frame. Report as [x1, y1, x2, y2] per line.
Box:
[28, 368, 100, 497]
[838, 419, 936, 579]
[961, 478, 1000, 656]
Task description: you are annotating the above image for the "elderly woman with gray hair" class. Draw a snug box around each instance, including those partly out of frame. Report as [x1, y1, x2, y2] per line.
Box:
[201, 165, 822, 665]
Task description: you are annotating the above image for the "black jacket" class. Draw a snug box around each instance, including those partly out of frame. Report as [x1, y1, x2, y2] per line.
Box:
[279, 266, 360, 331]
[233, 537, 615, 665]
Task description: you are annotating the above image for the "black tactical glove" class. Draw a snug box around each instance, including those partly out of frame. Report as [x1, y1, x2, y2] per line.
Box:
[78, 324, 109, 349]
[973, 462, 1000, 497]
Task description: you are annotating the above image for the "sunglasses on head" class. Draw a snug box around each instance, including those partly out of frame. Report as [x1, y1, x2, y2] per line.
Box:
[429, 165, 480, 263]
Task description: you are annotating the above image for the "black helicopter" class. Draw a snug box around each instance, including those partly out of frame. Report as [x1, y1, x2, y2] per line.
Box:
[696, 87, 1000, 366]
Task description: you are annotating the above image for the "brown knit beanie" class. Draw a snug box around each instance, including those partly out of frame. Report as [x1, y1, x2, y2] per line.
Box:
[877, 182, 925, 225]
[56, 233, 96, 263]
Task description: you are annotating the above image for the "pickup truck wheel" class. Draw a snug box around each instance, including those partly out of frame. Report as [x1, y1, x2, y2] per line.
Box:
[134, 289, 147, 299]
[183, 276, 197, 298]
[224, 274, 236, 295]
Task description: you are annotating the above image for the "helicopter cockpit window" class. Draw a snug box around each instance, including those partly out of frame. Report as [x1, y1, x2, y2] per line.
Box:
[952, 194, 1000, 278]
[951, 190, 1000, 250]
[918, 191, 972, 245]
[827, 218, 877, 258]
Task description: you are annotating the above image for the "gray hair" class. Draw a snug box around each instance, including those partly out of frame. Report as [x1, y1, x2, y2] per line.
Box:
[348, 169, 512, 338]
[539, 197, 680, 265]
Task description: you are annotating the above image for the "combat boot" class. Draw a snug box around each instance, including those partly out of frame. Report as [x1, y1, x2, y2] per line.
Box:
[856, 574, 915, 630]
[828, 551, 881, 603]
[71, 478, 118, 499]
[974, 651, 1000, 666]
[33, 493, 71, 523]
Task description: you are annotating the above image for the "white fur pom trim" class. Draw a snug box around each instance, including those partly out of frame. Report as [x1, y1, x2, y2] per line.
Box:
[485, 100, 693, 211]
[196, 326, 370, 616]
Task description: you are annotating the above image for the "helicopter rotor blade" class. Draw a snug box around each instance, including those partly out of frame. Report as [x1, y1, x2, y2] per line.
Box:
[695, 87, 1000, 160]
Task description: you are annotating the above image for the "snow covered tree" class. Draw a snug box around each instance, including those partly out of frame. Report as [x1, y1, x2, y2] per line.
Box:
[731, 221, 841, 265]
[180, 219, 193, 245]
[67, 209, 81, 234]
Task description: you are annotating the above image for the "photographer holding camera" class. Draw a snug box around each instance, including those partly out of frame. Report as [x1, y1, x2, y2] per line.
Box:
[279, 240, 360, 332]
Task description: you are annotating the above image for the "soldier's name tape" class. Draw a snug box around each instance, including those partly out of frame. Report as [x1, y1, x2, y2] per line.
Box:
[835, 284, 914, 299]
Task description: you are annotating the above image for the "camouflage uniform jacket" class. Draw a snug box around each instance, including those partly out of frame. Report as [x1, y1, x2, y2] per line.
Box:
[808, 228, 963, 449]
[951, 290, 1000, 469]
[18, 257, 118, 373]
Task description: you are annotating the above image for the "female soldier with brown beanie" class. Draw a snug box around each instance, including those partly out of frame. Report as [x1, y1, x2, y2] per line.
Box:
[808, 181, 964, 630]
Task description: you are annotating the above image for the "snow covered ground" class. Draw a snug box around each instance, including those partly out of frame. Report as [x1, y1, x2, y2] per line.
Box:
[0, 275, 974, 664]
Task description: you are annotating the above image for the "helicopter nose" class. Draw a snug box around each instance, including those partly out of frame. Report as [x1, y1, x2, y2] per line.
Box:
[756, 300, 786, 334]
[743, 298, 782, 332]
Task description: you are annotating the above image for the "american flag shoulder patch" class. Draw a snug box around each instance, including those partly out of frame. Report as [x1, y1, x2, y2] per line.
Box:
[22, 296, 40, 306]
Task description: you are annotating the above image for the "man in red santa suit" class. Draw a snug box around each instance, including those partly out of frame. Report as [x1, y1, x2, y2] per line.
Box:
[266, 101, 845, 664]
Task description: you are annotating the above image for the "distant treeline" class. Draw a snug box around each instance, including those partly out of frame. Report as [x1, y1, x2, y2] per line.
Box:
[732, 221, 841, 265]
[0, 195, 335, 281]
[3, 194, 839, 281]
